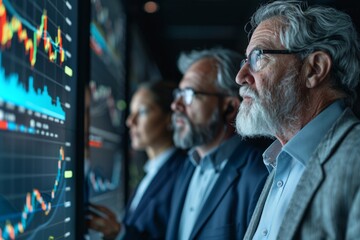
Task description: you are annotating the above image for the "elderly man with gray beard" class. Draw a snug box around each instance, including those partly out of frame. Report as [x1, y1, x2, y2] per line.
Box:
[166, 47, 270, 240]
[236, 1, 360, 239]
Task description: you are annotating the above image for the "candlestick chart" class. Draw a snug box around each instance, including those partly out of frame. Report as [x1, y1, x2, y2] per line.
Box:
[0, 0, 79, 239]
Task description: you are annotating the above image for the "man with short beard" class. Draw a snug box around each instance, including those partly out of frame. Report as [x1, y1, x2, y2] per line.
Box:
[166, 48, 270, 240]
[236, 1, 360, 239]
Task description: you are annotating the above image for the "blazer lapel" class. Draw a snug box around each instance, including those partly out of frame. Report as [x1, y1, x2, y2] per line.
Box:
[189, 156, 244, 239]
[278, 108, 360, 239]
[167, 160, 195, 239]
[123, 185, 139, 223]
[278, 156, 324, 239]
[244, 171, 274, 239]
[127, 151, 182, 223]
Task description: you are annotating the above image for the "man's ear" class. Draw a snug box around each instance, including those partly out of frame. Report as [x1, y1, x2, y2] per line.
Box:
[304, 51, 332, 88]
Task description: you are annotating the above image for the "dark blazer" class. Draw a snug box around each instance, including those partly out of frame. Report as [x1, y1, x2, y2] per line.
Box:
[244, 109, 360, 240]
[123, 148, 187, 240]
[166, 136, 269, 240]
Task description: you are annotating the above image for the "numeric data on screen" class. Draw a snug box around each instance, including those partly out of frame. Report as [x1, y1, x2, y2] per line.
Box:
[0, 0, 78, 239]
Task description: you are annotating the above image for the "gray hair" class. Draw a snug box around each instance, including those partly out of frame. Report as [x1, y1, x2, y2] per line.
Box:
[177, 48, 243, 97]
[249, 0, 360, 105]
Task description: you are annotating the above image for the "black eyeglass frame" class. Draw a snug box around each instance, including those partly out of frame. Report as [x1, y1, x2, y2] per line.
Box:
[240, 49, 303, 72]
[173, 87, 228, 105]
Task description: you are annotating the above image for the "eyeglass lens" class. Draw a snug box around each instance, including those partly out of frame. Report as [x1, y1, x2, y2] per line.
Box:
[240, 49, 262, 72]
[173, 88, 195, 105]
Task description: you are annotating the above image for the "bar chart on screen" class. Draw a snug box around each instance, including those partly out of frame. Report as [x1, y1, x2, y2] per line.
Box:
[0, 0, 79, 239]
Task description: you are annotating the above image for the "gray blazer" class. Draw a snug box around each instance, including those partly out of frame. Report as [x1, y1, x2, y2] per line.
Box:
[244, 108, 360, 240]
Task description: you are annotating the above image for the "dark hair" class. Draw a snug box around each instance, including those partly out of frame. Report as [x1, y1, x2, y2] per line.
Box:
[139, 80, 177, 114]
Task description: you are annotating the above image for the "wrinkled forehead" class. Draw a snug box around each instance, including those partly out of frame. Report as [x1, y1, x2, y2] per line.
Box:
[246, 17, 285, 55]
[180, 58, 218, 90]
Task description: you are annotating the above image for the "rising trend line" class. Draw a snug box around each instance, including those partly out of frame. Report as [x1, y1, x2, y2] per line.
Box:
[0, 147, 66, 240]
[0, 0, 65, 67]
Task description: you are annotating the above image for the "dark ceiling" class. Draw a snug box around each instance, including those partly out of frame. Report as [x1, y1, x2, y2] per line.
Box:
[127, 0, 360, 81]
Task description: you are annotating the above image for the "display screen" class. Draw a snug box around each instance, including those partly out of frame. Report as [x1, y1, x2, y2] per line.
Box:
[85, 0, 126, 238]
[0, 0, 79, 239]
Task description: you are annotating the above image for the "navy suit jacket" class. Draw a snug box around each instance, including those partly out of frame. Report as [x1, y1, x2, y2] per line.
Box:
[166, 137, 269, 240]
[123, 149, 187, 240]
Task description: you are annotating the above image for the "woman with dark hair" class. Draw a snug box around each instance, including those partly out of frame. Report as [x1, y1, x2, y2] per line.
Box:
[87, 80, 186, 240]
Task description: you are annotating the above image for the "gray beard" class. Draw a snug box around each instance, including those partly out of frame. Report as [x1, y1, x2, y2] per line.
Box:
[236, 70, 301, 138]
[172, 109, 220, 149]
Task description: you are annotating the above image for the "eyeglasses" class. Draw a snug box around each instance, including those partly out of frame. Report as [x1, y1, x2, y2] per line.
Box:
[173, 88, 227, 105]
[240, 49, 303, 72]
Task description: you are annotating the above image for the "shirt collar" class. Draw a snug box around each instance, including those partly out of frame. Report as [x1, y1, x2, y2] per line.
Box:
[188, 135, 239, 171]
[263, 140, 282, 171]
[283, 100, 345, 166]
[263, 100, 345, 171]
[144, 147, 176, 174]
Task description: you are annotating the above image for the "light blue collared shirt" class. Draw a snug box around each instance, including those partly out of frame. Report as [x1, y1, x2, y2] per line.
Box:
[178, 136, 240, 240]
[129, 147, 176, 212]
[253, 100, 345, 239]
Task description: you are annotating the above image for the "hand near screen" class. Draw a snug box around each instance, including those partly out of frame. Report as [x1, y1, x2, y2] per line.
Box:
[86, 203, 122, 240]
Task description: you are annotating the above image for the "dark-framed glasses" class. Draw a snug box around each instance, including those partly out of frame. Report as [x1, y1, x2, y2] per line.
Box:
[240, 49, 303, 72]
[173, 87, 227, 105]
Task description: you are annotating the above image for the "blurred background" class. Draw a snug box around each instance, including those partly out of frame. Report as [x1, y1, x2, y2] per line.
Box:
[0, 0, 358, 239]
[126, 0, 360, 82]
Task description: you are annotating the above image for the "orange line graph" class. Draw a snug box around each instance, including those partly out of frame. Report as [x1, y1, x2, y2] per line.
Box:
[0, 147, 65, 240]
[0, 0, 65, 67]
